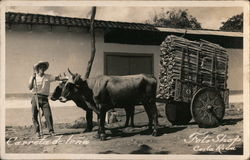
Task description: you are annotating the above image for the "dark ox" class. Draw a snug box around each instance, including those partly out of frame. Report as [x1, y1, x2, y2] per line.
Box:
[51, 81, 94, 132]
[51, 81, 135, 131]
[59, 70, 159, 140]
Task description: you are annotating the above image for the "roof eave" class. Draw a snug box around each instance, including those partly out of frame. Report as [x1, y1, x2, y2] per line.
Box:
[156, 27, 243, 38]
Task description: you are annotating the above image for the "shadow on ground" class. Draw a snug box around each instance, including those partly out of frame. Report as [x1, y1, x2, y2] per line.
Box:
[107, 125, 186, 139]
[130, 144, 169, 154]
[98, 144, 170, 154]
[99, 150, 121, 154]
[220, 118, 243, 126]
[188, 117, 243, 127]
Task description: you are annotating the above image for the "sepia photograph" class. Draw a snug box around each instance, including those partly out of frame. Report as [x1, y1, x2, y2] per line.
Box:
[0, 1, 249, 159]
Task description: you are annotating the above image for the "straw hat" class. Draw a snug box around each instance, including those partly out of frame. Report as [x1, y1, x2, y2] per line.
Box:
[33, 61, 49, 71]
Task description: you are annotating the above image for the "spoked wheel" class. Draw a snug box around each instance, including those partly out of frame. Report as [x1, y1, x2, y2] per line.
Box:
[165, 102, 192, 125]
[191, 88, 225, 128]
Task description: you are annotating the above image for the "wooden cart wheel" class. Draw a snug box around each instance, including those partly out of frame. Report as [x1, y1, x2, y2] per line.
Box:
[191, 88, 225, 128]
[165, 102, 192, 125]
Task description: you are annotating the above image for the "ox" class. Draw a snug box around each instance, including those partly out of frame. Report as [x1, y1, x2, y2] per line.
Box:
[51, 81, 94, 132]
[51, 81, 135, 130]
[59, 69, 159, 140]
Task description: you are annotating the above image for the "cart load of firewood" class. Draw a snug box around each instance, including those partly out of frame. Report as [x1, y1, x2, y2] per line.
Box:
[157, 35, 229, 101]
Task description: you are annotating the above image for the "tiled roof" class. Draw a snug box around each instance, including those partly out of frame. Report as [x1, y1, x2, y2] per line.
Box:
[6, 12, 243, 38]
[5, 12, 159, 32]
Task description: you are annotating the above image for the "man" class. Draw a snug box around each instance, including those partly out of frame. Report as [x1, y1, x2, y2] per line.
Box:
[28, 61, 60, 138]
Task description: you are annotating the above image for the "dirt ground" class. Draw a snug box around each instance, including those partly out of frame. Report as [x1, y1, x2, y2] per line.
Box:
[5, 103, 243, 155]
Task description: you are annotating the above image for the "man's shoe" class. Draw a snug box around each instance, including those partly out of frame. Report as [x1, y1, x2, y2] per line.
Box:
[49, 131, 55, 136]
[36, 132, 41, 139]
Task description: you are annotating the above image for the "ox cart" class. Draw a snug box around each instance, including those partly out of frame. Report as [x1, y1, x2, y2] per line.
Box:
[156, 35, 229, 128]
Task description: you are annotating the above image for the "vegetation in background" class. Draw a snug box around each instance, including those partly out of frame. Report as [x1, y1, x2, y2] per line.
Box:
[219, 13, 243, 32]
[146, 9, 202, 29]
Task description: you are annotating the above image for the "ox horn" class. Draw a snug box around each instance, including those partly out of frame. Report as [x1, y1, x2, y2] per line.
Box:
[68, 68, 75, 76]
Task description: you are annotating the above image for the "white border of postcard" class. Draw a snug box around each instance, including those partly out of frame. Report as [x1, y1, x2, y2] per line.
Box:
[0, 1, 249, 160]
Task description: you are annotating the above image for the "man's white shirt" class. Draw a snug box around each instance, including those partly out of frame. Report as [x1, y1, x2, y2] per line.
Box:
[30, 74, 56, 96]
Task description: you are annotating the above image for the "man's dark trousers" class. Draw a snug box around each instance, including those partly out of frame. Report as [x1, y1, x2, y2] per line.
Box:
[31, 94, 54, 133]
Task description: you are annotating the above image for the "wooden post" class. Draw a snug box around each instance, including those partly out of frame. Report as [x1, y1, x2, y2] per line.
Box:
[84, 7, 96, 79]
[33, 74, 43, 137]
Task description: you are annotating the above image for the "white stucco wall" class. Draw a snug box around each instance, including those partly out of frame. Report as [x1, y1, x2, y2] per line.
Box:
[5, 24, 243, 94]
[6, 24, 103, 94]
[6, 24, 163, 94]
[227, 49, 243, 91]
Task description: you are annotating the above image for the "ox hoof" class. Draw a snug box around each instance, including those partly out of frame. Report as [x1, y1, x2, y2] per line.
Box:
[152, 130, 159, 137]
[93, 133, 100, 139]
[148, 125, 153, 130]
[100, 133, 106, 141]
[82, 128, 93, 133]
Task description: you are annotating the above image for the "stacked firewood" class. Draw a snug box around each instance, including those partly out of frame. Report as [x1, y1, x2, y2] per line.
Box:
[157, 35, 228, 100]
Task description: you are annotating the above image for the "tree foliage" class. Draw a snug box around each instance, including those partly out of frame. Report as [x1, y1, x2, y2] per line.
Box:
[146, 9, 202, 29]
[219, 13, 243, 32]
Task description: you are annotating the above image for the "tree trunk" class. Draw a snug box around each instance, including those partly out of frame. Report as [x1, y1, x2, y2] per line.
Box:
[84, 7, 96, 79]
